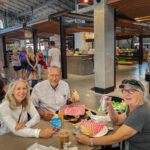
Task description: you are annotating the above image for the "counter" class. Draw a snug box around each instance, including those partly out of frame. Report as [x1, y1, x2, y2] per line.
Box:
[67, 55, 94, 75]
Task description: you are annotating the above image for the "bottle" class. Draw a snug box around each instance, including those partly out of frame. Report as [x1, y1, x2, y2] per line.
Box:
[57, 112, 64, 126]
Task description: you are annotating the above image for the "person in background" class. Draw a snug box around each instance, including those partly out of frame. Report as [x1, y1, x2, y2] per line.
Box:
[45, 47, 49, 65]
[76, 79, 150, 150]
[0, 78, 6, 103]
[48, 41, 61, 68]
[19, 47, 27, 79]
[26, 47, 38, 81]
[11, 50, 22, 79]
[37, 50, 44, 80]
[0, 60, 5, 78]
[31, 66, 80, 121]
[0, 80, 56, 138]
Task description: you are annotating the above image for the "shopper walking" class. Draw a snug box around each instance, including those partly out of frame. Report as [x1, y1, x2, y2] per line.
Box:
[0, 60, 5, 78]
[48, 41, 61, 68]
[37, 50, 44, 80]
[19, 47, 27, 79]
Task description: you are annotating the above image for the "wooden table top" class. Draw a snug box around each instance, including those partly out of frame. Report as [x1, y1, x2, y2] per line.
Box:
[0, 108, 119, 150]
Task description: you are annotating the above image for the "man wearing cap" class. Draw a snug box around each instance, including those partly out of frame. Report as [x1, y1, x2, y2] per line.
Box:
[76, 79, 150, 150]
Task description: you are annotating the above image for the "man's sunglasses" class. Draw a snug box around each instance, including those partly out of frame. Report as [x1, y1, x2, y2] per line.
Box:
[121, 89, 138, 94]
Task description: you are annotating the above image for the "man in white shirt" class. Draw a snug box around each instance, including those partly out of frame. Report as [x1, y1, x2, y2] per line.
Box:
[31, 66, 79, 121]
[48, 41, 61, 68]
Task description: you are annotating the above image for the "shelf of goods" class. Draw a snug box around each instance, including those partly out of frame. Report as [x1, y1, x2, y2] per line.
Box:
[117, 49, 138, 65]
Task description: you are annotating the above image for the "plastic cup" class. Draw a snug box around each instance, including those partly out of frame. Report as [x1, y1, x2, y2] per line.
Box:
[59, 130, 69, 149]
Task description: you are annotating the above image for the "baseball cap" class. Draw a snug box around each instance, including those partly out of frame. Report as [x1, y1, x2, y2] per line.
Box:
[119, 79, 145, 92]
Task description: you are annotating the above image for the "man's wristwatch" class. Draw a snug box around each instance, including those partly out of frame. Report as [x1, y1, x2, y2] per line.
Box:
[90, 138, 94, 146]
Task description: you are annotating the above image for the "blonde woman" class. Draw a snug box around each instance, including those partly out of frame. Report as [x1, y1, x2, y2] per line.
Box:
[0, 80, 56, 137]
[26, 47, 38, 81]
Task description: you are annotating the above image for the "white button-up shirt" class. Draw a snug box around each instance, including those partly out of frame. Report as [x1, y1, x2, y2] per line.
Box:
[31, 80, 70, 113]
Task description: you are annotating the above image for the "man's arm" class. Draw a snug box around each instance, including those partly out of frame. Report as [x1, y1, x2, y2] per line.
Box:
[37, 109, 54, 121]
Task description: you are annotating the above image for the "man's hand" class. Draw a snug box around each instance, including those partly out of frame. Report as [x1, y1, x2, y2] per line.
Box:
[42, 111, 54, 121]
[39, 128, 55, 138]
[15, 122, 26, 130]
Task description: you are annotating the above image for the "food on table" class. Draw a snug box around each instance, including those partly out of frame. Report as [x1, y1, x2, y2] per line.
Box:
[72, 89, 80, 100]
[73, 122, 81, 128]
[80, 125, 93, 136]
[61, 104, 85, 116]
[80, 119, 107, 136]
[86, 111, 92, 118]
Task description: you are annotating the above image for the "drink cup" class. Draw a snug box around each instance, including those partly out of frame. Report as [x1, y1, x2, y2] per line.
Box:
[59, 130, 69, 149]
[99, 95, 111, 113]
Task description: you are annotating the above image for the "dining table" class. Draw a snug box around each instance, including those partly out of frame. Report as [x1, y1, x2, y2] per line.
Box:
[0, 108, 119, 150]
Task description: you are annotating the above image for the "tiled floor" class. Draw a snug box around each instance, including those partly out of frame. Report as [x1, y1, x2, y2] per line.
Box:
[4, 62, 149, 110]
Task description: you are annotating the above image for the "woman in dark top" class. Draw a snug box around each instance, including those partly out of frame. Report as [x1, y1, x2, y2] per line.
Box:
[25, 47, 38, 81]
[76, 79, 150, 150]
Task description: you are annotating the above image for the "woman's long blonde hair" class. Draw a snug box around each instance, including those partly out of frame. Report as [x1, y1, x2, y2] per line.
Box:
[27, 47, 35, 61]
[5, 80, 31, 110]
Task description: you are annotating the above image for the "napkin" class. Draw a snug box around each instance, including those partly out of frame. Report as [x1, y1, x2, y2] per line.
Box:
[91, 114, 111, 122]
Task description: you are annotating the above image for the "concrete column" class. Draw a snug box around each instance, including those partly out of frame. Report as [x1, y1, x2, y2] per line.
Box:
[94, 0, 115, 93]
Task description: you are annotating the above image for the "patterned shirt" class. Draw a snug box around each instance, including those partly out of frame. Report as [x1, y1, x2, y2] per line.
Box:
[31, 80, 70, 113]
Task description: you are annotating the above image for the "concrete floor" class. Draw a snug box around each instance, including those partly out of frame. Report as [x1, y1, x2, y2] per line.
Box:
[4, 62, 149, 110]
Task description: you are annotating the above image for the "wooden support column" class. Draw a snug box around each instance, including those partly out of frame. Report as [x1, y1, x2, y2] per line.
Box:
[139, 36, 143, 64]
[60, 16, 67, 79]
[2, 36, 8, 68]
[33, 29, 38, 55]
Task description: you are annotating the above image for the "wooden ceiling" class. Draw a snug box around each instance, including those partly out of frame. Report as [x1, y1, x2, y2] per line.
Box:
[108, 0, 150, 22]
[29, 19, 60, 34]
[1, 28, 52, 40]
[3, 0, 150, 41]
[66, 26, 93, 34]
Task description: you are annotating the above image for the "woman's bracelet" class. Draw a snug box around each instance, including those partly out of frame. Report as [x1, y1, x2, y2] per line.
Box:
[90, 138, 94, 146]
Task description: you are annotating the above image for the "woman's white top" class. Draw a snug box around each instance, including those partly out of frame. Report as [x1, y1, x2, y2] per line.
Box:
[0, 100, 40, 138]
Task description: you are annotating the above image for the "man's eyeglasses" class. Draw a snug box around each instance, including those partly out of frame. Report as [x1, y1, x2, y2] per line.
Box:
[49, 74, 60, 77]
[121, 89, 138, 94]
